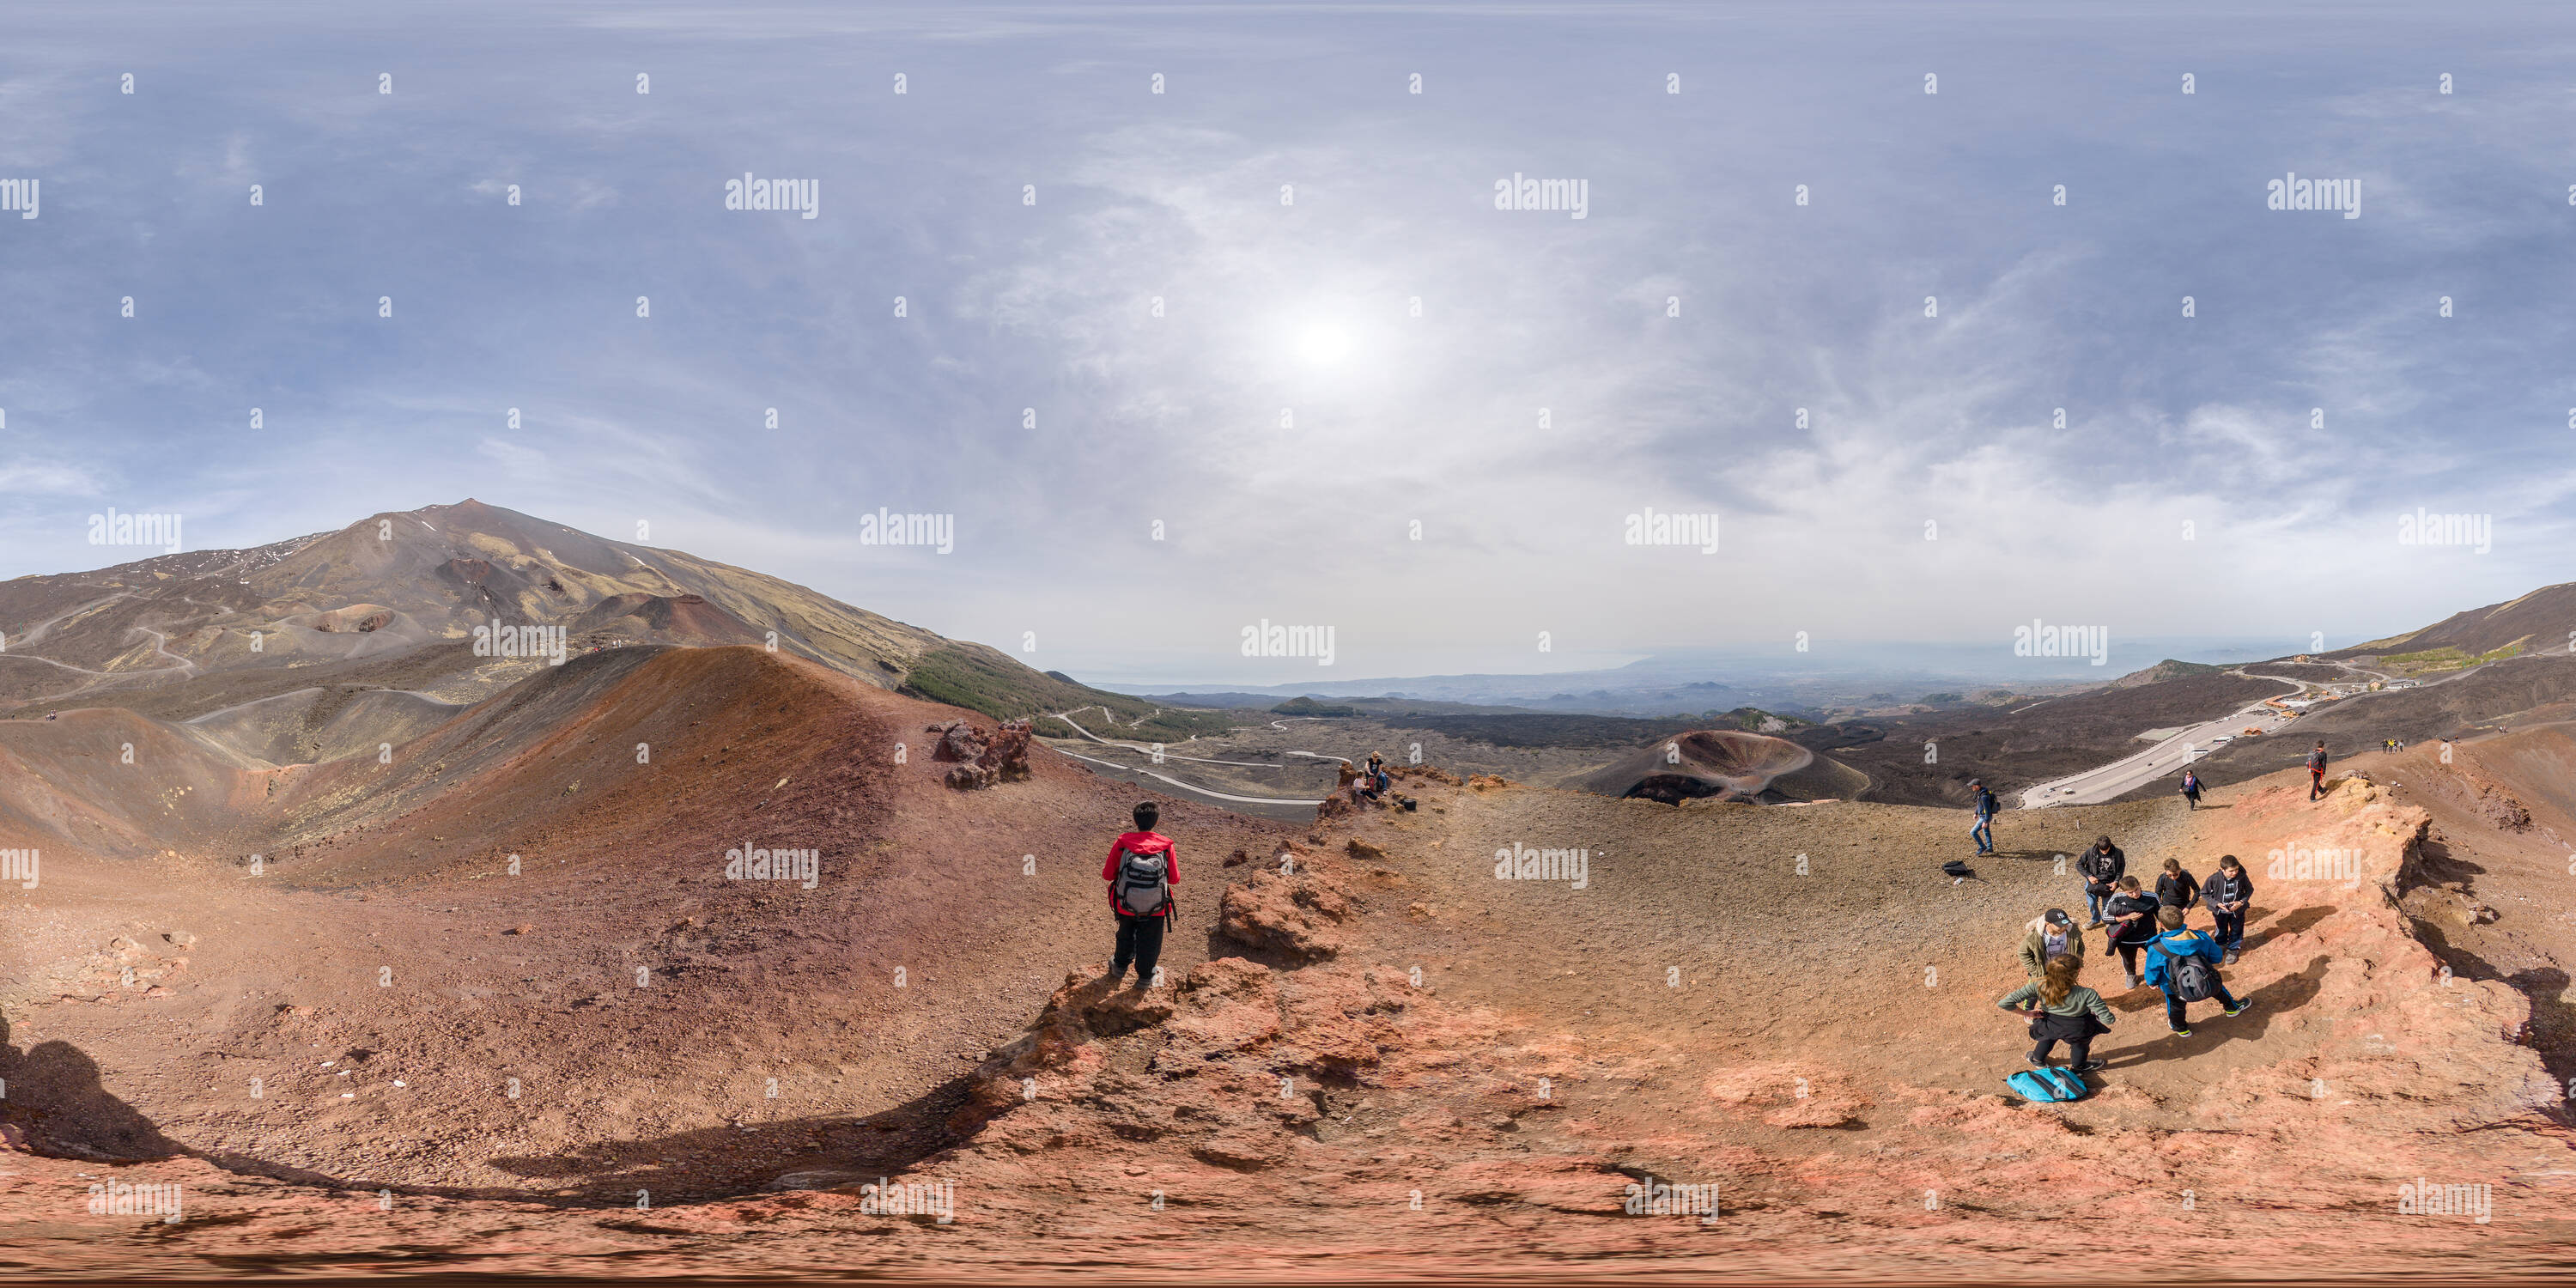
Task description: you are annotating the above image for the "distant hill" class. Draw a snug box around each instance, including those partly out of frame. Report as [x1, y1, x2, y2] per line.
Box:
[2110, 658, 2224, 689]
[0, 499, 1145, 726]
[2340, 580, 2576, 666]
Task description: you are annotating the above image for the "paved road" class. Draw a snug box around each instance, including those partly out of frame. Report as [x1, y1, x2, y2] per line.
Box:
[1041, 708, 1328, 812]
[2012, 650, 2542, 808]
[2018, 667, 2319, 809]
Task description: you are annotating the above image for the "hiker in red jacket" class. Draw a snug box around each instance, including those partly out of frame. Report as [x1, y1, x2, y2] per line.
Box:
[2306, 741, 2330, 800]
[1102, 801, 1179, 989]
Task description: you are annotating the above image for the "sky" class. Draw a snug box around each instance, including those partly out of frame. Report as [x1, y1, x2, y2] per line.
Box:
[3, 1, 2573, 687]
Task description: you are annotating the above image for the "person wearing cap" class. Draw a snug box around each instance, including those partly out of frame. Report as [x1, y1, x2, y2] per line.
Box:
[2018, 908, 2087, 979]
[1968, 780, 1999, 855]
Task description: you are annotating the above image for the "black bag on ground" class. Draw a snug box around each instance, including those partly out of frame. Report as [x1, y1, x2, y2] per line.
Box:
[1941, 860, 1973, 878]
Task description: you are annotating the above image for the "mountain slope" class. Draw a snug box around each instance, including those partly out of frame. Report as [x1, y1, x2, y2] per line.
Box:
[0, 499, 1150, 726]
[2342, 580, 2576, 664]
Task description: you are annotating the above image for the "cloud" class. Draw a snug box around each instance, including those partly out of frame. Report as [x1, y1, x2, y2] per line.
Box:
[2, 4, 2567, 677]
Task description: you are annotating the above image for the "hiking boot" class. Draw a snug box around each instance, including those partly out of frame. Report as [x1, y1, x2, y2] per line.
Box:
[2223, 951, 2239, 965]
[2168, 1025, 2193, 1037]
[2222, 1000, 2251, 1017]
[2075, 1060, 2107, 1073]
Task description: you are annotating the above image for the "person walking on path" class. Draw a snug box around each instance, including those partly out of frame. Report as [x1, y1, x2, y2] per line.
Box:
[2143, 906, 2249, 1036]
[1997, 953, 2116, 1072]
[2307, 740, 2330, 800]
[1969, 780, 2000, 855]
[2077, 835, 2126, 927]
[1101, 801, 1179, 990]
[2178, 768, 2203, 809]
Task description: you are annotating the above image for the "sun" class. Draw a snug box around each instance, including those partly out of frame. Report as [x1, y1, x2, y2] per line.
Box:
[1295, 325, 1353, 365]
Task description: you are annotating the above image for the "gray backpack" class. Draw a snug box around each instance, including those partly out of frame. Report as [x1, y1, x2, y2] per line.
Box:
[2155, 938, 2218, 1002]
[1115, 846, 1169, 917]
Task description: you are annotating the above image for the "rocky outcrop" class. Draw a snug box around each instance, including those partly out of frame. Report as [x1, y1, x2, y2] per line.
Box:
[928, 719, 1033, 790]
[5, 933, 192, 1008]
[946, 954, 1510, 1171]
[981, 720, 1033, 782]
[927, 720, 984, 762]
[1216, 848, 1355, 960]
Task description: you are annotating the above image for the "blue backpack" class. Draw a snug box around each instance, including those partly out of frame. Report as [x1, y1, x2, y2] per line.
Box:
[2154, 936, 2219, 1002]
[2006, 1067, 2089, 1103]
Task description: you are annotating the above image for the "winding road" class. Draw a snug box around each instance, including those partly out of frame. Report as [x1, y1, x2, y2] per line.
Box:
[2, 603, 204, 704]
[1042, 706, 1338, 810]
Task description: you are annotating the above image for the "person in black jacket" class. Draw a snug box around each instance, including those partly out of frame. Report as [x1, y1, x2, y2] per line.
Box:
[2076, 835, 2125, 927]
[2202, 853, 2255, 964]
[2155, 858, 2200, 916]
[2102, 875, 2162, 988]
[2306, 741, 2330, 800]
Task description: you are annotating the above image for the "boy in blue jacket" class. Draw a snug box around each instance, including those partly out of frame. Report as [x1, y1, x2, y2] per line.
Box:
[2142, 906, 2249, 1036]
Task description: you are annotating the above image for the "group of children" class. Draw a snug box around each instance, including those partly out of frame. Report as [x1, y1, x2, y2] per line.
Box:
[1999, 843, 2259, 1075]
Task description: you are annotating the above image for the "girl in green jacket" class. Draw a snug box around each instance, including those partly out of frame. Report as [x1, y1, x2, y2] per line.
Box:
[1997, 953, 2116, 1072]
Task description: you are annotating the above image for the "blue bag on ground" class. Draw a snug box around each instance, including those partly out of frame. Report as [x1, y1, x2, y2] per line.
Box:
[2037, 1066, 2088, 1100]
[2006, 1067, 2090, 1103]
[2005, 1070, 2063, 1103]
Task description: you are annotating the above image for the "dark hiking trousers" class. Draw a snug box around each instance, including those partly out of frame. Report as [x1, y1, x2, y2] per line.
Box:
[2029, 1010, 2106, 1067]
[1113, 914, 1167, 984]
[2165, 981, 2239, 1029]
[2212, 908, 2245, 951]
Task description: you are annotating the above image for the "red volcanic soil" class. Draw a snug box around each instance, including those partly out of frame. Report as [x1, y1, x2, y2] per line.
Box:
[0, 651, 2568, 1279]
[0, 647, 1289, 1201]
